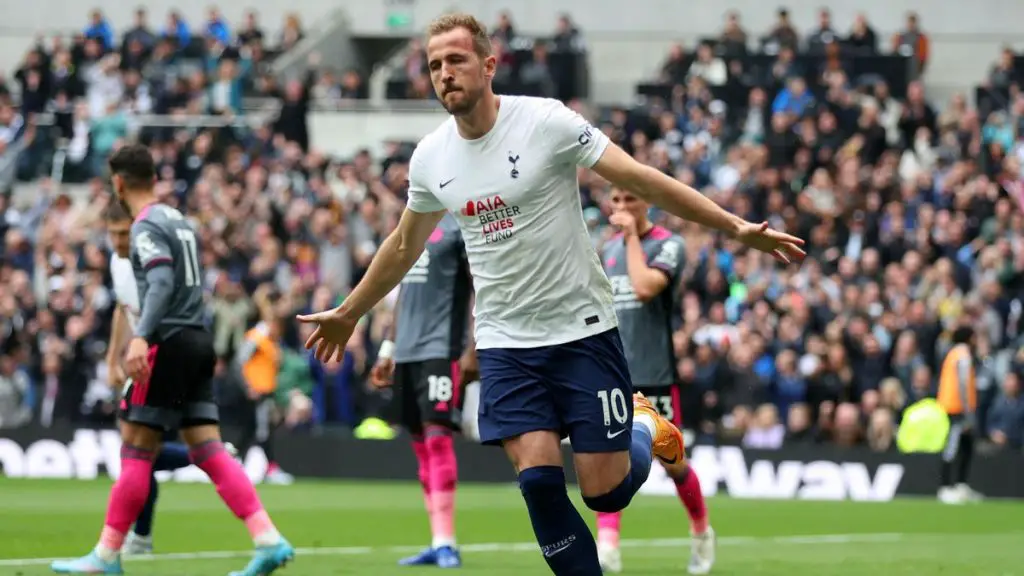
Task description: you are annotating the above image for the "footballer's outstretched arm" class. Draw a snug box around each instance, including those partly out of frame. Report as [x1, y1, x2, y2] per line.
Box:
[593, 144, 745, 238]
[334, 208, 446, 323]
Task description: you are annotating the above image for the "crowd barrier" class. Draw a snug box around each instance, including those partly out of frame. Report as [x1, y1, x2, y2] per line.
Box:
[1, 424, 1022, 500]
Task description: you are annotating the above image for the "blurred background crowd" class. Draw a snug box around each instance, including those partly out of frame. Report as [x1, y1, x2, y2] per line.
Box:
[0, 3, 1023, 467]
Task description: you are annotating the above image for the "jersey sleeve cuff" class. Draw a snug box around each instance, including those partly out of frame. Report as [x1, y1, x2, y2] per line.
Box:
[578, 133, 611, 169]
[143, 257, 173, 270]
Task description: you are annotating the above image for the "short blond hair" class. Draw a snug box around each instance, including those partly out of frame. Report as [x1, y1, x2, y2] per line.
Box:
[426, 13, 492, 57]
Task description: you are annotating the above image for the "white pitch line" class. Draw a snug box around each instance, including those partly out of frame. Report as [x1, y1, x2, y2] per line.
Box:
[0, 533, 905, 567]
[0, 533, 904, 567]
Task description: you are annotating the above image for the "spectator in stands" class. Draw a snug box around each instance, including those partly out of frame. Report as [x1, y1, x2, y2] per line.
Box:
[161, 10, 191, 51]
[762, 8, 799, 54]
[688, 42, 727, 87]
[898, 81, 938, 147]
[987, 47, 1019, 91]
[769, 46, 801, 87]
[122, 8, 156, 56]
[237, 10, 265, 49]
[491, 11, 516, 50]
[805, 7, 838, 55]
[85, 9, 115, 53]
[846, 13, 878, 54]
[519, 42, 556, 98]
[205, 8, 231, 46]
[743, 404, 785, 449]
[892, 12, 930, 78]
[660, 44, 688, 86]
[0, 352, 32, 429]
[987, 371, 1024, 449]
[552, 14, 584, 54]
[718, 11, 748, 58]
[279, 13, 304, 51]
[772, 76, 814, 118]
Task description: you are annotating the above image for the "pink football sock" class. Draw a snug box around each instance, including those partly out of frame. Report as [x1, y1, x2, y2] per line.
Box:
[425, 426, 457, 546]
[411, 437, 433, 516]
[191, 440, 278, 544]
[596, 511, 622, 548]
[675, 467, 708, 534]
[99, 445, 155, 555]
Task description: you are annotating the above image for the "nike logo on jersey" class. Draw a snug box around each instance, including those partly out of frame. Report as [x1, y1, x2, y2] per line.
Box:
[606, 429, 626, 439]
[439, 178, 456, 189]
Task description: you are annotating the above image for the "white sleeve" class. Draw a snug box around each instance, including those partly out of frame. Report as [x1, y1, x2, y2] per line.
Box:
[406, 144, 445, 213]
[542, 100, 610, 168]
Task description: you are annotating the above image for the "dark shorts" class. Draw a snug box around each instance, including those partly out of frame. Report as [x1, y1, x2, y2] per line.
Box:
[390, 358, 462, 436]
[635, 384, 683, 428]
[120, 327, 219, 432]
[476, 328, 634, 453]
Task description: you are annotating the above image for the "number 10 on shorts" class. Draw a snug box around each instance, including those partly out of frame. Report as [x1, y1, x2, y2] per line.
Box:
[597, 388, 629, 427]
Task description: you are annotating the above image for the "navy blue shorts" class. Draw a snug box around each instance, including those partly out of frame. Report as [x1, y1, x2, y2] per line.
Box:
[476, 328, 634, 453]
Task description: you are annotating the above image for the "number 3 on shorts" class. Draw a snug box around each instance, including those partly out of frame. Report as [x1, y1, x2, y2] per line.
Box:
[428, 375, 454, 402]
[596, 388, 629, 427]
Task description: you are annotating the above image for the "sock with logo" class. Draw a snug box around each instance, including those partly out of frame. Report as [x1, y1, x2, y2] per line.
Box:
[425, 425, 457, 549]
[596, 511, 622, 549]
[190, 440, 281, 547]
[581, 423, 653, 513]
[132, 474, 159, 538]
[518, 466, 602, 575]
[95, 444, 155, 561]
[411, 435, 434, 518]
[673, 465, 708, 534]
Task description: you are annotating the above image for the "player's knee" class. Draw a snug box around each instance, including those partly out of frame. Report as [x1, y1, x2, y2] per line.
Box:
[518, 465, 570, 507]
[120, 422, 162, 452]
[581, 474, 635, 513]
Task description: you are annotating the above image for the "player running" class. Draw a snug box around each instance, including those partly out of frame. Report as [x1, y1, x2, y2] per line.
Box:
[370, 213, 475, 568]
[595, 188, 715, 574]
[51, 145, 294, 576]
[298, 14, 803, 575]
[103, 201, 192, 556]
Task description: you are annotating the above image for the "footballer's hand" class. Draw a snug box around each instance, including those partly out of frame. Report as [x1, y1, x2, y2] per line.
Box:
[297, 308, 358, 363]
[124, 337, 151, 384]
[459, 348, 480, 385]
[735, 221, 807, 264]
[107, 360, 127, 389]
[609, 211, 639, 237]
[370, 358, 395, 388]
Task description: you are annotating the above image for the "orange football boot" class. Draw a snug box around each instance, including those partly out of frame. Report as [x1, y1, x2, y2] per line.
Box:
[633, 392, 686, 466]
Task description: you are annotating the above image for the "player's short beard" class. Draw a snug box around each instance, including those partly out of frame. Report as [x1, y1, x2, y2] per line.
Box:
[441, 84, 482, 117]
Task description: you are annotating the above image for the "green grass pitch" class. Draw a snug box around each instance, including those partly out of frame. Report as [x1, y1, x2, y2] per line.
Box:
[1, 478, 1022, 575]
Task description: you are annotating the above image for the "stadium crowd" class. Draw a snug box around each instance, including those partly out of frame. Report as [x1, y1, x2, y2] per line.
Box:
[0, 6, 1023, 460]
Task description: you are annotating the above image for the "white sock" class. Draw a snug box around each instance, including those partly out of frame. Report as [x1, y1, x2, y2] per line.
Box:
[634, 414, 657, 439]
[94, 545, 119, 563]
[432, 536, 456, 549]
[253, 528, 282, 547]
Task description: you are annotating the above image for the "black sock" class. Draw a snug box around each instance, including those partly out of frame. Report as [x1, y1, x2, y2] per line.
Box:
[518, 466, 602, 575]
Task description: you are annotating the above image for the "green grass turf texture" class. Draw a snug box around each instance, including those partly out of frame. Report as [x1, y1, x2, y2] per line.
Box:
[1, 478, 1022, 575]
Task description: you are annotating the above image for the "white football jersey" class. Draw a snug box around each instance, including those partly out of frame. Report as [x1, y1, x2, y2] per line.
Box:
[407, 96, 617, 349]
[110, 254, 140, 331]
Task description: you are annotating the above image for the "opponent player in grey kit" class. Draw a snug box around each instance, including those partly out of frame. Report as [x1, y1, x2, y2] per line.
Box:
[370, 213, 475, 568]
[51, 145, 293, 576]
[595, 188, 715, 574]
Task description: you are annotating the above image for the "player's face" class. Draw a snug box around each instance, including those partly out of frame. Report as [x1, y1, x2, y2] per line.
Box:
[610, 189, 648, 222]
[427, 28, 495, 116]
[107, 218, 132, 258]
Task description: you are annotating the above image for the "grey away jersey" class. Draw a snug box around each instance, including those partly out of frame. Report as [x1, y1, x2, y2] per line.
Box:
[601, 226, 685, 386]
[130, 203, 207, 341]
[394, 215, 472, 363]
